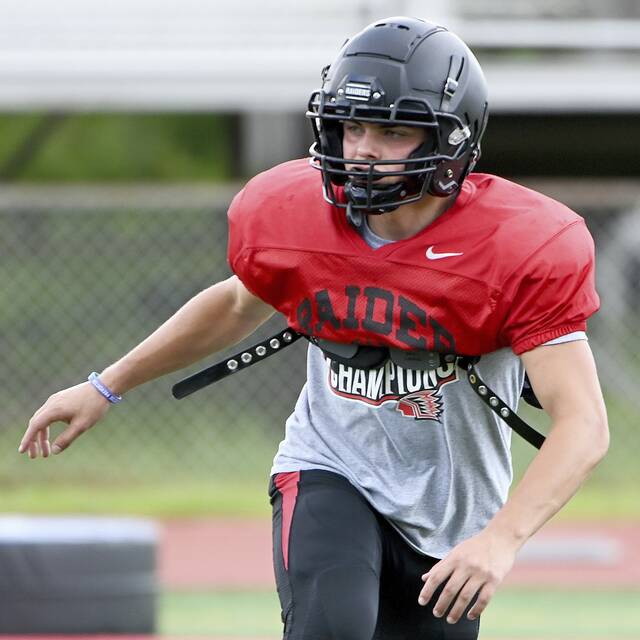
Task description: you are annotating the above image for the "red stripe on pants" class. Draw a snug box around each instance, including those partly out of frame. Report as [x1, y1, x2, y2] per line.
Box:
[274, 471, 300, 571]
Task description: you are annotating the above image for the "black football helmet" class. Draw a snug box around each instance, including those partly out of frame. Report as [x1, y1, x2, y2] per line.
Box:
[307, 17, 489, 219]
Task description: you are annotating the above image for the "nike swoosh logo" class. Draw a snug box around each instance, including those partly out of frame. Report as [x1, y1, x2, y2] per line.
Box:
[426, 246, 464, 260]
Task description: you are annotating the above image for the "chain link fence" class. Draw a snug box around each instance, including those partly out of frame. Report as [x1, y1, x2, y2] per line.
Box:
[1, 181, 639, 493]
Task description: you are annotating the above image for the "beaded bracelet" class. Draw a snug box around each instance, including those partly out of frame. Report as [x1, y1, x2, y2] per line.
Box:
[88, 372, 123, 404]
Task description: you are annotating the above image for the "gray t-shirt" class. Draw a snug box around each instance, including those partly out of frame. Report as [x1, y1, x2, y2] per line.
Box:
[271, 216, 582, 558]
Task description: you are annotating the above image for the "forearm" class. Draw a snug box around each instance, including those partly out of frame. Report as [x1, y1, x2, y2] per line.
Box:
[100, 278, 273, 395]
[485, 414, 609, 548]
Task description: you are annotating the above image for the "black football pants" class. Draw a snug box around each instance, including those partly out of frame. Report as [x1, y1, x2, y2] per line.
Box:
[270, 469, 480, 640]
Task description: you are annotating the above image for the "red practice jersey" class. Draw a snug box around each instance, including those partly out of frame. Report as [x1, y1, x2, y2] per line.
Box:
[228, 159, 599, 356]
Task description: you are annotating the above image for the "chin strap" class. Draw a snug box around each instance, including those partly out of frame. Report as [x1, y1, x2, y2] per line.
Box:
[343, 179, 404, 217]
[346, 202, 364, 228]
[172, 328, 546, 450]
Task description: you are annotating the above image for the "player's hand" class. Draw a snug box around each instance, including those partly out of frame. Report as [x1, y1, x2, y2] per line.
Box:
[18, 382, 112, 459]
[417, 529, 518, 624]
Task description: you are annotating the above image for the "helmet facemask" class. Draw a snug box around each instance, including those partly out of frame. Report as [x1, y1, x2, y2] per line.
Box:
[306, 18, 488, 222]
[308, 89, 479, 220]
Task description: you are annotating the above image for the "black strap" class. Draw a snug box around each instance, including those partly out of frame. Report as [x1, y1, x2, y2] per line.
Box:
[461, 358, 545, 450]
[172, 328, 546, 449]
[171, 328, 303, 399]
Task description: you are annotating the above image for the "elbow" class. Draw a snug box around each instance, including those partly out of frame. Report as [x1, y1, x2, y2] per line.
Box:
[586, 413, 610, 468]
[597, 419, 610, 461]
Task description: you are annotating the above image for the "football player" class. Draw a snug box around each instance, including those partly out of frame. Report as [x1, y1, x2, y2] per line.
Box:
[20, 17, 608, 640]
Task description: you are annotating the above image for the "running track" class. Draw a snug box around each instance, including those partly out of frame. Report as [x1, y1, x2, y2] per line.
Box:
[160, 518, 640, 589]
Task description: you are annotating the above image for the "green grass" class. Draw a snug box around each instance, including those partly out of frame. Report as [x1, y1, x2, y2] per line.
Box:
[0, 480, 271, 517]
[4, 387, 638, 520]
[2, 478, 639, 520]
[3, 402, 639, 519]
[549, 485, 640, 521]
[159, 588, 640, 638]
[161, 590, 281, 636]
[481, 588, 640, 638]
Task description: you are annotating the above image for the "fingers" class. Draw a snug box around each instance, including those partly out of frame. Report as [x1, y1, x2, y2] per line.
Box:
[51, 417, 91, 454]
[419, 565, 470, 622]
[467, 583, 497, 621]
[442, 577, 484, 624]
[418, 560, 442, 606]
[419, 570, 480, 625]
[19, 404, 67, 455]
[28, 440, 39, 460]
[419, 564, 499, 625]
[431, 573, 470, 622]
[418, 533, 513, 625]
[418, 562, 450, 607]
[19, 389, 99, 457]
[38, 426, 51, 458]
[21, 417, 89, 458]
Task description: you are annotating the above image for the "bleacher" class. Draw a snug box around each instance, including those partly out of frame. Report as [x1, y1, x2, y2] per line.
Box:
[1, 0, 639, 113]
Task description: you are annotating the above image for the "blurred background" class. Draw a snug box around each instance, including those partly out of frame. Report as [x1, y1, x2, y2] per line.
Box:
[1, 0, 639, 637]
